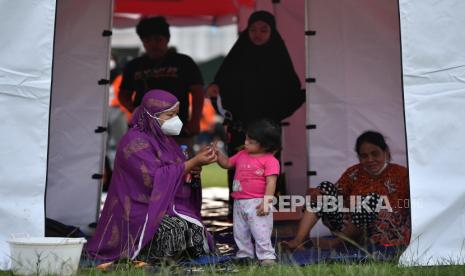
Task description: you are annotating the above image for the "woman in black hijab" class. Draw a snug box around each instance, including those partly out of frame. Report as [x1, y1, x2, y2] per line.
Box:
[207, 10, 304, 217]
[208, 10, 304, 132]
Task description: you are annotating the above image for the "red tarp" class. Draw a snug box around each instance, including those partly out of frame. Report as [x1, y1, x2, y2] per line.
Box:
[115, 0, 255, 16]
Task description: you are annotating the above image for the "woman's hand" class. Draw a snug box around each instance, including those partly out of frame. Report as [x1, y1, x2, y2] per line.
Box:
[206, 84, 220, 98]
[184, 146, 217, 174]
[193, 146, 217, 166]
[184, 146, 218, 174]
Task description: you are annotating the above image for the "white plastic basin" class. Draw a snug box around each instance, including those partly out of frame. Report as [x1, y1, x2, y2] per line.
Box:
[8, 237, 86, 276]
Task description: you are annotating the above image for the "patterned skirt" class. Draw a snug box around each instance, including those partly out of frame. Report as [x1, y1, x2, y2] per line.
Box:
[140, 214, 206, 262]
[310, 181, 381, 232]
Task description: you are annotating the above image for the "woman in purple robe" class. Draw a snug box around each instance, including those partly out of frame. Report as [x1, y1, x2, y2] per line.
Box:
[86, 89, 217, 262]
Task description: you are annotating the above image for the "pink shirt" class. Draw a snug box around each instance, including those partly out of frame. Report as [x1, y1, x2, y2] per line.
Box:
[230, 150, 280, 199]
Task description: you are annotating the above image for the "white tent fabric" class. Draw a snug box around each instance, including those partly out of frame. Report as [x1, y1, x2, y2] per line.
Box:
[2, 0, 465, 269]
[253, 0, 308, 196]
[0, 0, 56, 269]
[46, 0, 113, 232]
[305, 0, 407, 237]
[273, 1, 308, 197]
[399, 0, 465, 266]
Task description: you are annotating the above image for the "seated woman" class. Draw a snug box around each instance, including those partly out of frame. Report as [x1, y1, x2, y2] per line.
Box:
[86, 89, 217, 263]
[281, 131, 410, 250]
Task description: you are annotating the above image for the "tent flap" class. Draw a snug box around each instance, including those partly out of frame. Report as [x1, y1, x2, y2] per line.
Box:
[46, 0, 113, 232]
[0, 0, 56, 269]
[305, 0, 406, 237]
[399, 0, 465, 266]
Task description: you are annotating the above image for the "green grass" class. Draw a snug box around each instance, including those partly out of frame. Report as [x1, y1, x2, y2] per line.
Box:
[230, 262, 465, 276]
[201, 163, 228, 188]
[231, 262, 465, 276]
[3, 261, 465, 276]
[64, 261, 465, 275]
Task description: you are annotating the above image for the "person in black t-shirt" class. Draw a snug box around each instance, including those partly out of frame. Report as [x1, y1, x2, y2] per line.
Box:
[119, 16, 204, 138]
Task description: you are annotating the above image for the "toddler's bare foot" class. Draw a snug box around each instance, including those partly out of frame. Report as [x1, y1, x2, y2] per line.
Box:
[260, 259, 276, 266]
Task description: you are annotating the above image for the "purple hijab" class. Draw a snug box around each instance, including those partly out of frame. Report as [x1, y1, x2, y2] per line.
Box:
[86, 89, 213, 261]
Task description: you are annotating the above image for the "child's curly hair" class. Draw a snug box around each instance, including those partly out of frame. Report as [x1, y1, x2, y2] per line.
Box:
[246, 119, 282, 153]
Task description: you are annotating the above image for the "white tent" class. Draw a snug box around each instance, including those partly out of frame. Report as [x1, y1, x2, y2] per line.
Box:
[0, 0, 112, 269]
[397, 0, 465, 265]
[1, 0, 464, 269]
[0, 0, 56, 270]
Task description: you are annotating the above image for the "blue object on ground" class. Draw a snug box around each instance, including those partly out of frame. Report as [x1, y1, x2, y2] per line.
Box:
[178, 255, 232, 266]
[278, 243, 403, 266]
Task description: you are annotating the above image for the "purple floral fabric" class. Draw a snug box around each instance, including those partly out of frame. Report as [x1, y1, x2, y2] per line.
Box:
[86, 89, 213, 261]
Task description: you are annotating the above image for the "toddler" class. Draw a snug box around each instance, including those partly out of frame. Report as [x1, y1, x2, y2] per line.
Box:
[216, 119, 281, 265]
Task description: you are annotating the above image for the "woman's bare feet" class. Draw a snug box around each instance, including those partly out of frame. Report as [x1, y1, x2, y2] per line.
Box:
[280, 239, 307, 251]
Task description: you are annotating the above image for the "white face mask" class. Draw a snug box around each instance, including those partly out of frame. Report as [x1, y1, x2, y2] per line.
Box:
[368, 155, 389, 176]
[372, 160, 388, 176]
[158, 115, 183, 136]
